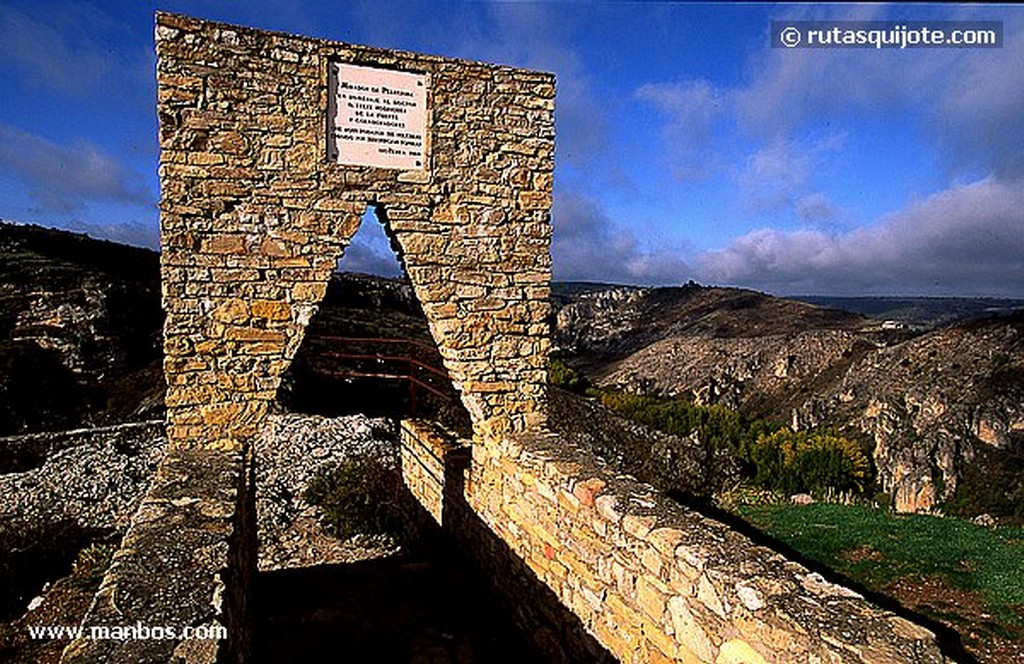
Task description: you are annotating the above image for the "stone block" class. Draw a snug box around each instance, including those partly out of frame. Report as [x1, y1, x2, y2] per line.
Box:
[595, 494, 622, 524]
[250, 299, 291, 321]
[636, 575, 669, 623]
[210, 298, 249, 324]
[667, 597, 716, 663]
[646, 527, 684, 556]
[716, 639, 768, 664]
[697, 573, 728, 619]
[202, 234, 246, 254]
[572, 477, 606, 508]
[623, 513, 657, 539]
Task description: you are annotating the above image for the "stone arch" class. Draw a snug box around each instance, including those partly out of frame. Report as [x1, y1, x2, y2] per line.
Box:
[279, 203, 472, 435]
[156, 13, 554, 451]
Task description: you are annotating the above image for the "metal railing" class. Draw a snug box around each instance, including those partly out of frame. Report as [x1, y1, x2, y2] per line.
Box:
[307, 336, 456, 416]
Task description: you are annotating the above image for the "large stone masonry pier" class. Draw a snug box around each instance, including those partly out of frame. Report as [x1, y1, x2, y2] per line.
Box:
[64, 12, 955, 663]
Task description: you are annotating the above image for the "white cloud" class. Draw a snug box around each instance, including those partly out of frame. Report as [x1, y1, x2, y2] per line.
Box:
[0, 6, 109, 96]
[337, 214, 404, 278]
[795, 193, 840, 227]
[732, 11, 1024, 182]
[0, 124, 152, 213]
[634, 79, 725, 180]
[933, 22, 1024, 179]
[552, 191, 692, 285]
[698, 176, 1024, 296]
[736, 134, 845, 213]
[0, 4, 149, 99]
[337, 240, 404, 278]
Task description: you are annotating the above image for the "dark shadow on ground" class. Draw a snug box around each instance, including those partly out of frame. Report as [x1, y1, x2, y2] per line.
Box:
[253, 546, 546, 664]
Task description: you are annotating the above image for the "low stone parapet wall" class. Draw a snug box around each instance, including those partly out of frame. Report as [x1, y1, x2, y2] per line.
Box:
[399, 421, 954, 663]
[62, 446, 254, 663]
[472, 432, 952, 662]
[401, 419, 469, 527]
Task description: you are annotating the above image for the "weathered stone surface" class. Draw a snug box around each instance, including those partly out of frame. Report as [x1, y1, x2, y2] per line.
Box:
[0, 421, 165, 534]
[257, 413, 400, 571]
[667, 597, 716, 662]
[157, 12, 554, 452]
[63, 447, 250, 663]
[455, 429, 953, 664]
[716, 639, 769, 664]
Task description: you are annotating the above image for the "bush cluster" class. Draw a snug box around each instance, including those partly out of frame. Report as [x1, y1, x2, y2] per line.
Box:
[591, 389, 874, 500]
[746, 428, 872, 497]
[548, 357, 591, 394]
[304, 455, 402, 540]
[597, 391, 748, 454]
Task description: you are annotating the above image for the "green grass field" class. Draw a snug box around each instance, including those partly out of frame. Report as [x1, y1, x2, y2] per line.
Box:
[738, 503, 1024, 637]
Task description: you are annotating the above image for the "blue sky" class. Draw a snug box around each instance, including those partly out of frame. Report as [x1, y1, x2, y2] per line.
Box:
[1, 1, 1022, 296]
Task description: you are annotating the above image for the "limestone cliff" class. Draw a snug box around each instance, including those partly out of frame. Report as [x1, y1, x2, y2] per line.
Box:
[554, 283, 1024, 515]
[793, 314, 1024, 512]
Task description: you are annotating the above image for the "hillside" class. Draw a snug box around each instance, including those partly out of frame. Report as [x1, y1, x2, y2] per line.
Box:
[2, 223, 1021, 518]
[553, 283, 1024, 516]
[794, 313, 1024, 513]
[0, 222, 163, 435]
[793, 295, 1024, 329]
[553, 282, 873, 366]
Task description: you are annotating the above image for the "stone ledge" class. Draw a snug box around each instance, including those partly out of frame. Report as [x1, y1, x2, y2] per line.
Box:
[0, 420, 164, 473]
[62, 447, 251, 663]
[468, 431, 954, 663]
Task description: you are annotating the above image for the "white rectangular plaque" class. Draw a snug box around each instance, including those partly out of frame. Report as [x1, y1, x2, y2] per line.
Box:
[328, 62, 427, 170]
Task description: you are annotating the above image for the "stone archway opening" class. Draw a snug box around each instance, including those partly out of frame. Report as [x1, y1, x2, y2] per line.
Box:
[275, 204, 472, 437]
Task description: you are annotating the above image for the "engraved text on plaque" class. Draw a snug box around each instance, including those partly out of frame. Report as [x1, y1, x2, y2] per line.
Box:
[328, 62, 427, 170]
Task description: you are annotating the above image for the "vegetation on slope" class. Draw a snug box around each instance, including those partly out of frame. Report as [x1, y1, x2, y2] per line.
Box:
[551, 357, 874, 501]
[551, 357, 1024, 661]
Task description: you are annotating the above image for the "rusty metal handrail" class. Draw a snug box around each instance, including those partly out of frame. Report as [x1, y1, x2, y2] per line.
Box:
[314, 335, 440, 353]
[318, 350, 450, 380]
[305, 336, 456, 407]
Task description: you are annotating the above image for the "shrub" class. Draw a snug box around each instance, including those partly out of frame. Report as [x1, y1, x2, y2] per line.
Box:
[304, 455, 402, 540]
[548, 357, 591, 394]
[747, 428, 872, 497]
[592, 390, 870, 501]
[71, 541, 118, 591]
[597, 391, 754, 496]
[596, 390, 778, 459]
[717, 481, 786, 511]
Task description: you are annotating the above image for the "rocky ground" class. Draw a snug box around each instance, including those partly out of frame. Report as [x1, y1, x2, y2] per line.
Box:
[1, 411, 538, 662]
[0, 422, 165, 620]
[256, 412, 402, 571]
[0, 421, 165, 662]
[548, 386, 738, 501]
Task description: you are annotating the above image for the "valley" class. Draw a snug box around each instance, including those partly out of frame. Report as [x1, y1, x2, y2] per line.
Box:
[2, 221, 1023, 661]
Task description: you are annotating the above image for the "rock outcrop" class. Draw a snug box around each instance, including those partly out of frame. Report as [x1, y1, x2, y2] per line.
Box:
[0, 421, 165, 618]
[554, 284, 1024, 515]
[0, 221, 163, 434]
[794, 314, 1024, 512]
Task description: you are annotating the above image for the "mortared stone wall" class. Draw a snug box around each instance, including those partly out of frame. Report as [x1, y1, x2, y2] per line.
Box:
[156, 12, 554, 450]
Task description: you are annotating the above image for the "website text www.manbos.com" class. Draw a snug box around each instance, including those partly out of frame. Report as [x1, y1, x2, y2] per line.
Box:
[773, 21, 1003, 49]
[27, 622, 227, 641]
